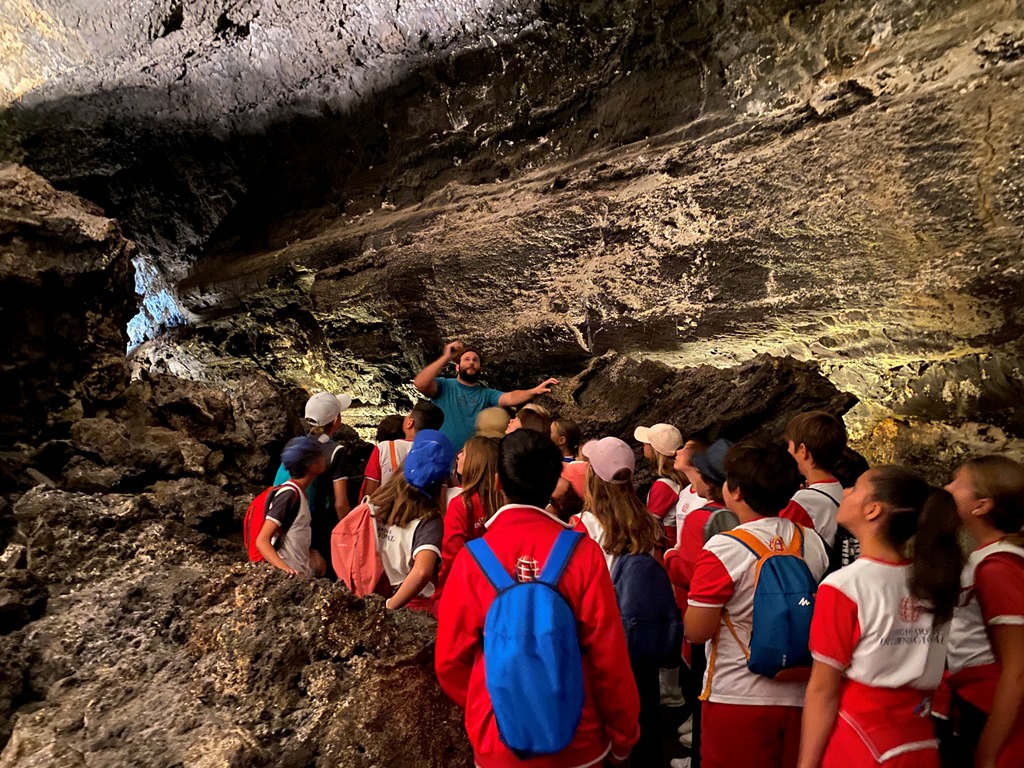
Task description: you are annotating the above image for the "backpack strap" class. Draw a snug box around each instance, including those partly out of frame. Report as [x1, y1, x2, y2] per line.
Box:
[787, 524, 806, 556]
[723, 525, 806, 558]
[539, 530, 583, 586]
[806, 486, 840, 507]
[465, 539, 515, 592]
[721, 529, 771, 560]
[387, 440, 398, 473]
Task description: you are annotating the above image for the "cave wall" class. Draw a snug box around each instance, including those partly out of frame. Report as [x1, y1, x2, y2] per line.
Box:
[0, 164, 135, 445]
[2, 0, 1023, 454]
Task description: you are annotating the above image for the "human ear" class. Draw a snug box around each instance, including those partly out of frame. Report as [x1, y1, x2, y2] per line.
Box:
[725, 480, 743, 504]
[972, 498, 995, 517]
[863, 501, 884, 522]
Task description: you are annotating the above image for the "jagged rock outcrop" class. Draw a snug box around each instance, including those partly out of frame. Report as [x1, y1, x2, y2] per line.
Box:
[0, 164, 135, 446]
[0, 488, 469, 767]
[546, 351, 858, 444]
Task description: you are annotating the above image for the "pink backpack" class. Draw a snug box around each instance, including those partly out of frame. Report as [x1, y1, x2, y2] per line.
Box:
[331, 501, 386, 597]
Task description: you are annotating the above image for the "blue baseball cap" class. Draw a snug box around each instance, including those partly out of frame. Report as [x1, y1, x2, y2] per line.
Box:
[281, 436, 324, 476]
[404, 429, 455, 493]
[692, 438, 734, 486]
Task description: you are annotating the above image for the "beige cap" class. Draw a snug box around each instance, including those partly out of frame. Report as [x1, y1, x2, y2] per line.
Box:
[304, 392, 353, 427]
[476, 407, 510, 439]
[634, 423, 684, 457]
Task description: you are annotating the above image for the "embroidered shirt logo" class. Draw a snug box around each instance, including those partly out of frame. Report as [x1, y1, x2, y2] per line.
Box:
[515, 556, 539, 583]
[769, 536, 785, 552]
[899, 596, 924, 623]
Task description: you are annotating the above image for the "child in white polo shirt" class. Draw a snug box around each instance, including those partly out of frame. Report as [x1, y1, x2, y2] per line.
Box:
[257, 436, 328, 577]
[798, 466, 964, 768]
[686, 441, 829, 768]
[371, 429, 454, 612]
[781, 412, 847, 551]
[943, 456, 1024, 768]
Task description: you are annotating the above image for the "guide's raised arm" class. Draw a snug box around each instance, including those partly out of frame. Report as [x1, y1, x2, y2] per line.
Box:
[413, 340, 463, 398]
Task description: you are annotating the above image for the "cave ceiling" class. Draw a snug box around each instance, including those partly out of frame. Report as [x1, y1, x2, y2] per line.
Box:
[2, 0, 1023, 446]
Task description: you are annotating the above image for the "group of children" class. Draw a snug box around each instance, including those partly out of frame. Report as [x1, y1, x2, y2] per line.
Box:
[254, 391, 1023, 768]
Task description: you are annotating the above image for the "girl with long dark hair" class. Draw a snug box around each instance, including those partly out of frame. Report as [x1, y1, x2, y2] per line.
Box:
[798, 466, 964, 768]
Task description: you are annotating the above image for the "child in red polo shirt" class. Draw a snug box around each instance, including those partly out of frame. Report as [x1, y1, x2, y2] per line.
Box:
[438, 435, 501, 594]
[436, 430, 640, 768]
[943, 456, 1024, 768]
[687, 442, 829, 768]
[798, 466, 963, 768]
[663, 437, 733, 753]
[634, 423, 686, 547]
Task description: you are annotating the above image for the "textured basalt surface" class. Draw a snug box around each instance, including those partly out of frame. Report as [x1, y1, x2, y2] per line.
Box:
[5, 0, 1021, 455]
[0, 164, 135, 446]
[0, 488, 469, 768]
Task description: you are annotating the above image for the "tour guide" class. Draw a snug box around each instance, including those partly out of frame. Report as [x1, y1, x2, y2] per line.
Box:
[413, 341, 558, 452]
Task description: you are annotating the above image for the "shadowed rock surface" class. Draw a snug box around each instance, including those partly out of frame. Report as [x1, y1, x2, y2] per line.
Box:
[0, 488, 470, 768]
[0, 164, 135, 446]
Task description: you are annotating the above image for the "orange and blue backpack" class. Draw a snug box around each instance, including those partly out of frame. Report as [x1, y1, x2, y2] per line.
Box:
[720, 524, 817, 679]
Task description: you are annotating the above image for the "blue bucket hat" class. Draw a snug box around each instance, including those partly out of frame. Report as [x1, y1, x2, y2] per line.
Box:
[691, 438, 734, 486]
[404, 429, 455, 494]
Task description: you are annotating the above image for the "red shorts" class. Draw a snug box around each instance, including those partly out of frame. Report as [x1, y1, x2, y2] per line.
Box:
[701, 700, 802, 768]
[823, 716, 939, 768]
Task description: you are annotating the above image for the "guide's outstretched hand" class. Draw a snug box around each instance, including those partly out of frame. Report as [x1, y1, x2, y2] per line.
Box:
[532, 377, 560, 396]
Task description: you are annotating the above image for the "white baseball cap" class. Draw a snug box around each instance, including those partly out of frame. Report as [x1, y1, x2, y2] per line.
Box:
[634, 423, 683, 457]
[581, 437, 635, 484]
[304, 391, 353, 427]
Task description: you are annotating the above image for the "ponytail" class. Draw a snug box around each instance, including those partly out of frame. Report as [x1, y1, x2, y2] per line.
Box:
[870, 466, 964, 625]
[655, 451, 688, 488]
[909, 487, 963, 625]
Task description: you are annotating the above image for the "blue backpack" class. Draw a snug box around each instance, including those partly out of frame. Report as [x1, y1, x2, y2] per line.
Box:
[465, 530, 585, 760]
[611, 553, 683, 667]
[721, 525, 817, 678]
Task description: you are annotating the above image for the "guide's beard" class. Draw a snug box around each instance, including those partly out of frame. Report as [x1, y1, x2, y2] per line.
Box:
[458, 368, 481, 384]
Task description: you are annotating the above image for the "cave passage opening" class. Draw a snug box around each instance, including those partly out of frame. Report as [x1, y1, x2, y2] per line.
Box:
[127, 255, 187, 351]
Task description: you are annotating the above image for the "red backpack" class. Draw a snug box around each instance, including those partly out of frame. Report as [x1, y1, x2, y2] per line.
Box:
[243, 482, 300, 562]
[331, 500, 386, 597]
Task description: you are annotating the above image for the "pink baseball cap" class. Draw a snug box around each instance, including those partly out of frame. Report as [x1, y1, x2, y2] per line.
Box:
[581, 437, 635, 484]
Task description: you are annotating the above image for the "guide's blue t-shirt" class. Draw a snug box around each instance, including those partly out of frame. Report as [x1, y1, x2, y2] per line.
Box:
[431, 377, 503, 452]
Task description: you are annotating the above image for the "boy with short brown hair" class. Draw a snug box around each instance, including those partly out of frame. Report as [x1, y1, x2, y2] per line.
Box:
[780, 412, 847, 548]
